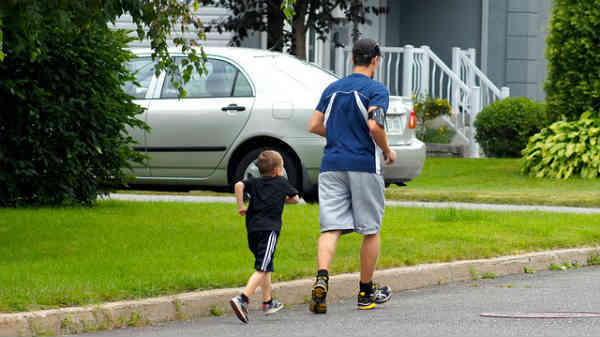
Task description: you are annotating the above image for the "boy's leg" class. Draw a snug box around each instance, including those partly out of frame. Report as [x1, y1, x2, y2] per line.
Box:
[230, 271, 267, 324]
[243, 271, 268, 298]
[260, 272, 284, 314]
[232, 230, 276, 324]
[260, 272, 272, 302]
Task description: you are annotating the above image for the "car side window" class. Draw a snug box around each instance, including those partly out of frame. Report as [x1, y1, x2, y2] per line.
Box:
[161, 59, 251, 99]
[233, 71, 253, 97]
[123, 58, 154, 99]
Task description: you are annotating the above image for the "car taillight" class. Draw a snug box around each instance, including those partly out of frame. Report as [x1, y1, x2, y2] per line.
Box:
[408, 109, 417, 129]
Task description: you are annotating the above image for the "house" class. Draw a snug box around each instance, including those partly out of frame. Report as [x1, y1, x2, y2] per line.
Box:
[113, 0, 553, 156]
[240, 0, 552, 102]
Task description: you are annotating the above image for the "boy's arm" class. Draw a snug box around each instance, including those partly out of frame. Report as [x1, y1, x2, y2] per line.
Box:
[284, 182, 301, 204]
[234, 181, 247, 216]
[285, 195, 301, 204]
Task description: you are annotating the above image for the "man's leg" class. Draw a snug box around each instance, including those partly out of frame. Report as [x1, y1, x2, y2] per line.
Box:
[311, 172, 352, 314]
[359, 233, 380, 283]
[350, 172, 391, 309]
[318, 230, 342, 270]
[309, 230, 342, 314]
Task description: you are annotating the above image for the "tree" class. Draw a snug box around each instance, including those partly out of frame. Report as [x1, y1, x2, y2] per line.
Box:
[544, 0, 600, 122]
[199, 0, 386, 60]
[0, 0, 209, 95]
[521, 0, 600, 179]
[0, 1, 298, 206]
[0, 0, 220, 206]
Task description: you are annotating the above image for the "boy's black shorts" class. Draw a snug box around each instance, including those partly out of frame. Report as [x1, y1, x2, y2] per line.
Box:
[247, 230, 279, 272]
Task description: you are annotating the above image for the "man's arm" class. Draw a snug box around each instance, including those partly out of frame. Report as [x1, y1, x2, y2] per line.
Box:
[234, 181, 247, 216]
[368, 106, 397, 165]
[308, 110, 326, 137]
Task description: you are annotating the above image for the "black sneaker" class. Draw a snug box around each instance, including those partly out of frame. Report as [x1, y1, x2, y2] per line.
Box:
[373, 284, 392, 304]
[309, 275, 328, 314]
[230, 295, 249, 323]
[357, 284, 392, 310]
[357, 290, 376, 310]
[262, 298, 284, 315]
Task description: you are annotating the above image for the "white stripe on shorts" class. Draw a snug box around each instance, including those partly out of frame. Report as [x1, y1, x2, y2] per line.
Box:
[261, 231, 277, 271]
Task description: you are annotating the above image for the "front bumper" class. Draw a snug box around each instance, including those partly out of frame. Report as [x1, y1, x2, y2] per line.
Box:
[384, 139, 426, 185]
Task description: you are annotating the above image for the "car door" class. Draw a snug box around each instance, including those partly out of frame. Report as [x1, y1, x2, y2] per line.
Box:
[146, 58, 255, 178]
[122, 56, 156, 177]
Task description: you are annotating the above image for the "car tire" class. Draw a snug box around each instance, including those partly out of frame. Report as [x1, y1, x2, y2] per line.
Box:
[301, 180, 319, 203]
[233, 147, 300, 193]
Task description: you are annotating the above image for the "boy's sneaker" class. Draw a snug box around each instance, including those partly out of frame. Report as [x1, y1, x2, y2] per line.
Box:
[230, 295, 249, 324]
[357, 284, 392, 310]
[263, 299, 284, 315]
[309, 275, 328, 314]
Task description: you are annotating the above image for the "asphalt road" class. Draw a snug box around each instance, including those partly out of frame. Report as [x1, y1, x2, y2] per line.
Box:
[80, 266, 600, 337]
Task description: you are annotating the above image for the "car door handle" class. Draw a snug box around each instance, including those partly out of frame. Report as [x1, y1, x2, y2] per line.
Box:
[221, 104, 246, 112]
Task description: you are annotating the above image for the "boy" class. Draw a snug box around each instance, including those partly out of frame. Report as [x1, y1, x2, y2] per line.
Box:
[230, 150, 301, 324]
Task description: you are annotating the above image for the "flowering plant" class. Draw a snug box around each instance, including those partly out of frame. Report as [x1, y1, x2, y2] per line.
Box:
[412, 94, 452, 141]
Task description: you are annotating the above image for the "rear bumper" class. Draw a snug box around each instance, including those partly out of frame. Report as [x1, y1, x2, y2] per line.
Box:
[301, 139, 426, 192]
[384, 139, 426, 185]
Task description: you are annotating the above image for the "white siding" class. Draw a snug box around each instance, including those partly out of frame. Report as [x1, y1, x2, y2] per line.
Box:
[110, 7, 233, 48]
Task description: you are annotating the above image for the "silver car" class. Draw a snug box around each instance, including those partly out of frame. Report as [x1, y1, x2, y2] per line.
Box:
[123, 47, 425, 200]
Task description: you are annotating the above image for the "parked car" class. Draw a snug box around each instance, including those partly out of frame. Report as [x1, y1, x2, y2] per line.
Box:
[123, 47, 425, 201]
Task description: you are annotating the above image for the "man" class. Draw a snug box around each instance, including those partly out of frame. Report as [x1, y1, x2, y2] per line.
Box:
[308, 38, 397, 313]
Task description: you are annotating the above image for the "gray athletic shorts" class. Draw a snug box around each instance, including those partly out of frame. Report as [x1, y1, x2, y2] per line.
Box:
[318, 171, 385, 235]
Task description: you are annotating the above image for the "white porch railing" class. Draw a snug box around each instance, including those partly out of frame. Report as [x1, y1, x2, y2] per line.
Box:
[334, 45, 510, 157]
[452, 47, 510, 109]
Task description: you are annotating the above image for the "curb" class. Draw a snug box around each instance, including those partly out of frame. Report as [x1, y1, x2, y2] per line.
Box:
[108, 194, 600, 214]
[2, 247, 599, 336]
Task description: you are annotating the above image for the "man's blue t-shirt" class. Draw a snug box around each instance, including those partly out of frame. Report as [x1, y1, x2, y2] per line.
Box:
[315, 73, 390, 174]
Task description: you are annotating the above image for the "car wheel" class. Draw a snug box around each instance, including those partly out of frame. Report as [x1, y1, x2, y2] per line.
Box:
[233, 147, 300, 192]
[302, 188, 319, 203]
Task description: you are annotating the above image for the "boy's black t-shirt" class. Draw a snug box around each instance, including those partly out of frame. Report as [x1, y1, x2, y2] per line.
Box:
[243, 176, 299, 233]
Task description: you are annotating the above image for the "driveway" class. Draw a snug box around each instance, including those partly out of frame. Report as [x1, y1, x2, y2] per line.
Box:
[79, 266, 600, 337]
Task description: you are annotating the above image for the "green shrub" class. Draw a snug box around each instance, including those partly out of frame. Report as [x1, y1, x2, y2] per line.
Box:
[474, 97, 548, 158]
[417, 126, 456, 144]
[0, 25, 147, 206]
[545, 0, 600, 121]
[413, 94, 451, 141]
[521, 111, 600, 179]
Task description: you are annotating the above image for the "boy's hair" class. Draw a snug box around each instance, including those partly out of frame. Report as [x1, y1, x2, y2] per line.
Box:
[257, 150, 283, 175]
[352, 38, 381, 66]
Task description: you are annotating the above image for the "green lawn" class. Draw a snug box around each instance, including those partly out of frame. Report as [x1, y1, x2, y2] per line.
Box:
[2, 201, 600, 313]
[121, 158, 600, 207]
[387, 157, 600, 207]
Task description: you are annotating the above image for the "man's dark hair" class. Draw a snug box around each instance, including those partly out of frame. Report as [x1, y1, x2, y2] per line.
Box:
[257, 150, 283, 175]
[352, 38, 381, 66]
